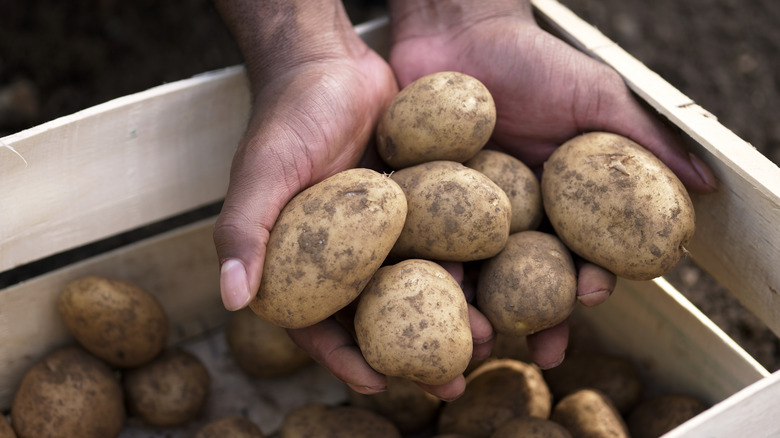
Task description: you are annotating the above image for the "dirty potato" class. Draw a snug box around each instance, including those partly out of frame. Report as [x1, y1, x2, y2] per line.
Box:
[542, 351, 643, 415]
[57, 275, 168, 368]
[10, 346, 125, 438]
[354, 259, 473, 386]
[465, 149, 544, 233]
[376, 71, 496, 169]
[437, 358, 552, 438]
[550, 389, 629, 438]
[541, 132, 695, 280]
[124, 348, 210, 427]
[627, 394, 707, 438]
[348, 376, 442, 434]
[225, 308, 312, 378]
[492, 416, 573, 438]
[477, 231, 577, 337]
[279, 403, 401, 438]
[250, 168, 407, 329]
[390, 160, 511, 262]
[194, 416, 265, 438]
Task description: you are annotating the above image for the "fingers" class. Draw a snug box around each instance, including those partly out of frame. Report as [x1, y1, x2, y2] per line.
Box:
[578, 60, 718, 193]
[416, 375, 467, 402]
[576, 262, 617, 307]
[286, 318, 388, 395]
[213, 124, 306, 310]
[526, 319, 570, 370]
[469, 304, 495, 361]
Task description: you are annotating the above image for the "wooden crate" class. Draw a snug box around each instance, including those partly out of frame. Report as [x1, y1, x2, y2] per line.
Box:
[2, 1, 779, 436]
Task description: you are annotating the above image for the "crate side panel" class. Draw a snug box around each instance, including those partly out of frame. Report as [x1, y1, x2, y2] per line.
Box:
[574, 277, 768, 406]
[0, 66, 250, 273]
[0, 218, 226, 410]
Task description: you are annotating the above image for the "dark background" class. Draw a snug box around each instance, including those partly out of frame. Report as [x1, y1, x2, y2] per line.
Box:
[2, 0, 778, 370]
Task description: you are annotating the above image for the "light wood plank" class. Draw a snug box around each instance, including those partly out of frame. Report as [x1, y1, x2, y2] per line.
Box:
[574, 277, 768, 406]
[532, 0, 780, 337]
[664, 370, 780, 438]
[0, 66, 250, 273]
[0, 217, 226, 410]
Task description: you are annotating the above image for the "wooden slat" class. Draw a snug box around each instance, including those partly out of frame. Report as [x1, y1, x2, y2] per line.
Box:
[531, 0, 780, 337]
[0, 218, 227, 410]
[665, 370, 780, 437]
[0, 66, 250, 273]
[574, 277, 768, 406]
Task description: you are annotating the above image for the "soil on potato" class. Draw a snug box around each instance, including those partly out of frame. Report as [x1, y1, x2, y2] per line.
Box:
[1, 0, 778, 372]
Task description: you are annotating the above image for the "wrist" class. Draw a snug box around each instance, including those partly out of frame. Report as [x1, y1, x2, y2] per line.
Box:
[388, 0, 534, 40]
[215, 0, 365, 92]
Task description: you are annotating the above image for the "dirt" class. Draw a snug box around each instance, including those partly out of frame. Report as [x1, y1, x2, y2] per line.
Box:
[2, 0, 778, 373]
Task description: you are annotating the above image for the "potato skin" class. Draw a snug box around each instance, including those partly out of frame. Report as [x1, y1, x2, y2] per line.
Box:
[225, 308, 311, 378]
[477, 231, 577, 336]
[492, 416, 573, 438]
[194, 416, 265, 438]
[348, 376, 442, 434]
[250, 168, 407, 329]
[57, 275, 168, 368]
[437, 359, 552, 438]
[541, 132, 695, 280]
[377, 71, 496, 169]
[627, 394, 707, 438]
[550, 389, 629, 438]
[124, 348, 210, 427]
[10, 346, 125, 438]
[465, 149, 543, 233]
[542, 351, 643, 414]
[390, 161, 511, 262]
[280, 403, 401, 438]
[354, 259, 473, 386]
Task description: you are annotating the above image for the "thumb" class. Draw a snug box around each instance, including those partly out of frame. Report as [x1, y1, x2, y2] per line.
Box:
[213, 125, 310, 311]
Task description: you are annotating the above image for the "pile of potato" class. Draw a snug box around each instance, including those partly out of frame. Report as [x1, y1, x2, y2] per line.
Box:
[2, 70, 700, 437]
[252, 70, 696, 387]
[3, 276, 230, 438]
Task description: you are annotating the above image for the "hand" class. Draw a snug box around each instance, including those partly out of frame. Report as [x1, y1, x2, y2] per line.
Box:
[387, 0, 717, 368]
[212, 0, 492, 401]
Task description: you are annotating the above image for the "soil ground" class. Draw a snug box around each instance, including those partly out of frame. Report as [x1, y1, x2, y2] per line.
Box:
[2, 0, 778, 371]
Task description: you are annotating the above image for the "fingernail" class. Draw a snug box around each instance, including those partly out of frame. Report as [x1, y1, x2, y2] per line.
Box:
[577, 289, 610, 307]
[540, 351, 565, 370]
[348, 384, 386, 394]
[689, 152, 718, 190]
[220, 259, 251, 311]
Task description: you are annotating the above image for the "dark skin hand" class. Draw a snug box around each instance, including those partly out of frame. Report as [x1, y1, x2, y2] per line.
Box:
[213, 0, 717, 401]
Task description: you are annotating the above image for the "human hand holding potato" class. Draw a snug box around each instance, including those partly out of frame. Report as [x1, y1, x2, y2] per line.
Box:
[212, 0, 490, 401]
[387, 0, 717, 368]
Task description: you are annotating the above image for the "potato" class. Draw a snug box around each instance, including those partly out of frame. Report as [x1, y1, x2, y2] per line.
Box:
[10, 346, 125, 438]
[465, 149, 544, 233]
[348, 376, 442, 433]
[354, 259, 472, 385]
[477, 231, 577, 336]
[0, 415, 15, 438]
[376, 71, 496, 169]
[279, 403, 401, 438]
[550, 389, 629, 438]
[124, 348, 210, 427]
[57, 275, 168, 368]
[541, 132, 695, 280]
[250, 168, 407, 329]
[390, 160, 511, 262]
[627, 394, 707, 438]
[226, 308, 312, 378]
[542, 351, 643, 414]
[437, 358, 552, 438]
[491, 416, 573, 438]
[194, 416, 265, 438]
